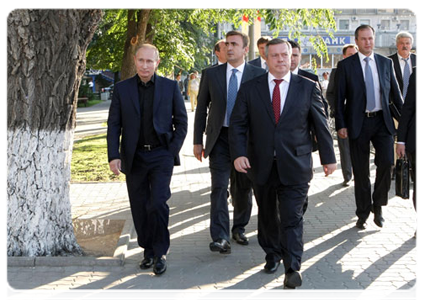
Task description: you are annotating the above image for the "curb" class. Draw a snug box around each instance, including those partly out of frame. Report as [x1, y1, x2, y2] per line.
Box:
[7, 219, 134, 267]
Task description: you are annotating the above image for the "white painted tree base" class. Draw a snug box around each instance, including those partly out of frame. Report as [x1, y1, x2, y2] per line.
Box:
[7, 127, 81, 256]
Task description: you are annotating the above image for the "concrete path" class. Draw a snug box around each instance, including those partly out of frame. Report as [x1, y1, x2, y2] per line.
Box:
[7, 100, 418, 300]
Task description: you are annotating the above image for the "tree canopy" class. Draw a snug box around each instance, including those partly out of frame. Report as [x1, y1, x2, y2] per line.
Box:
[86, 9, 336, 79]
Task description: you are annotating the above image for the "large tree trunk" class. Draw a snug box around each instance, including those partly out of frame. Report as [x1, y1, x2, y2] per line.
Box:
[7, 9, 102, 256]
[120, 9, 152, 80]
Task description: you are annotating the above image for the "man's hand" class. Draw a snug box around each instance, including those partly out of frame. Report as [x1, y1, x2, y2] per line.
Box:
[337, 128, 348, 139]
[396, 144, 406, 158]
[323, 163, 337, 177]
[193, 144, 205, 162]
[109, 159, 122, 176]
[234, 156, 251, 174]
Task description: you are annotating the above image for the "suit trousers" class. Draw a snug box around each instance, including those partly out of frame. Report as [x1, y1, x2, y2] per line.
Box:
[125, 147, 174, 258]
[253, 162, 309, 273]
[337, 135, 353, 182]
[349, 113, 394, 220]
[208, 127, 253, 242]
[408, 145, 420, 227]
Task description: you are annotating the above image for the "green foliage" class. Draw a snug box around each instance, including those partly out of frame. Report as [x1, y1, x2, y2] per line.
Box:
[86, 9, 337, 76]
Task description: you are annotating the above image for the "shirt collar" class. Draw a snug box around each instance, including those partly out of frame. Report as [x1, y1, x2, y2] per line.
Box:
[292, 67, 299, 75]
[137, 73, 155, 86]
[227, 61, 246, 74]
[358, 51, 375, 62]
[397, 52, 410, 61]
[268, 71, 291, 85]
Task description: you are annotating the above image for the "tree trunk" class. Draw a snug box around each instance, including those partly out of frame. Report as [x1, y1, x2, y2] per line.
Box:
[120, 9, 152, 80]
[7, 9, 102, 256]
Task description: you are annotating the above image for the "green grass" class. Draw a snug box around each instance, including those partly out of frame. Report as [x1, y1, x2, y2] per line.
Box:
[71, 134, 123, 182]
[77, 99, 102, 108]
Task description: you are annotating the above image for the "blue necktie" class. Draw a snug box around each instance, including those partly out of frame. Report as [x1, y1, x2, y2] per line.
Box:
[226, 69, 238, 124]
[364, 57, 376, 112]
[402, 57, 410, 99]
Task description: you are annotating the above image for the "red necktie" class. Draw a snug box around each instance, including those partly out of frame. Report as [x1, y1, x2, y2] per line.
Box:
[272, 79, 283, 124]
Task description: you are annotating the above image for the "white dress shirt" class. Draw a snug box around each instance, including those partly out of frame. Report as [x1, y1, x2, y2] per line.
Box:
[397, 53, 413, 77]
[358, 52, 382, 112]
[268, 72, 291, 115]
[223, 61, 246, 127]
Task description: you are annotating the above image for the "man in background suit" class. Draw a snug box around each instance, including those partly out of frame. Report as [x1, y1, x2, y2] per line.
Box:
[107, 44, 187, 275]
[326, 44, 358, 186]
[214, 39, 227, 65]
[388, 31, 416, 99]
[194, 31, 265, 254]
[230, 39, 336, 288]
[396, 66, 420, 239]
[249, 36, 271, 70]
[335, 25, 403, 230]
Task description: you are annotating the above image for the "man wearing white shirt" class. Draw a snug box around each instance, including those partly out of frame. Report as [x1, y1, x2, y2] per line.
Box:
[230, 38, 336, 288]
[388, 31, 416, 99]
[335, 25, 403, 230]
[194, 31, 265, 254]
[249, 36, 270, 70]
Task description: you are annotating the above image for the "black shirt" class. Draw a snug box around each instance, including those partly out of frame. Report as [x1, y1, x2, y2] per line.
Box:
[136, 74, 161, 148]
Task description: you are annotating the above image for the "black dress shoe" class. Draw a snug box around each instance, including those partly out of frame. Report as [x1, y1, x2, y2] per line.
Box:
[373, 206, 384, 228]
[284, 271, 302, 289]
[153, 256, 167, 275]
[264, 260, 280, 274]
[232, 232, 249, 245]
[209, 239, 231, 254]
[356, 218, 366, 230]
[139, 257, 154, 269]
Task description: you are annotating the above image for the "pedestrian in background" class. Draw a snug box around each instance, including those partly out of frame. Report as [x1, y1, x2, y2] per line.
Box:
[334, 25, 403, 230]
[396, 67, 416, 213]
[187, 71, 200, 112]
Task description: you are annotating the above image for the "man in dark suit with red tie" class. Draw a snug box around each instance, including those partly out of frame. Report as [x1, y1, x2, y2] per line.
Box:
[335, 25, 403, 230]
[396, 66, 420, 239]
[229, 39, 336, 289]
[107, 44, 187, 275]
[194, 31, 265, 254]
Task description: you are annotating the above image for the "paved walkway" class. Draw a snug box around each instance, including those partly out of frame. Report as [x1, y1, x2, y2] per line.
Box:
[7, 100, 418, 299]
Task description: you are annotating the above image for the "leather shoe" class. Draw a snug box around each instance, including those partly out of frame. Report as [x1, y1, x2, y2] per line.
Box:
[373, 206, 384, 228]
[139, 257, 154, 269]
[284, 271, 302, 289]
[153, 256, 167, 275]
[232, 232, 249, 245]
[356, 218, 366, 230]
[264, 260, 280, 274]
[209, 239, 231, 254]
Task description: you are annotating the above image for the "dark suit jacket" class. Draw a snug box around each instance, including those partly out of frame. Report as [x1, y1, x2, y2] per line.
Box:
[326, 68, 337, 117]
[334, 52, 403, 140]
[397, 67, 416, 154]
[248, 57, 262, 68]
[194, 62, 266, 158]
[388, 53, 416, 94]
[229, 72, 336, 186]
[107, 74, 188, 173]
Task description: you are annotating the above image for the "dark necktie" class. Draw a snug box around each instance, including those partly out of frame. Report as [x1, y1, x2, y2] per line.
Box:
[364, 57, 376, 112]
[226, 69, 238, 125]
[402, 57, 410, 98]
[272, 79, 283, 124]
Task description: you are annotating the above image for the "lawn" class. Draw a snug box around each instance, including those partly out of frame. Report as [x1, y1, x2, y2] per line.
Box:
[71, 134, 123, 182]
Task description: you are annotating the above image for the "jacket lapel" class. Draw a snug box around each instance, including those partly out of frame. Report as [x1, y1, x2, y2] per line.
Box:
[129, 75, 141, 117]
[279, 73, 298, 122]
[215, 64, 227, 102]
[153, 74, 162, 117]
[256, 73, 274, 123]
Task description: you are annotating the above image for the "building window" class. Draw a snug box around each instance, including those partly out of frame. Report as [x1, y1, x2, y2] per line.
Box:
[377, 8, 395, 14]
[357, 8, 376, 14]
[399, 20, 410, 30]
[380, 20, 390, 30]
[339, 19, 350, 30]
[397, 8, 414, 14]
[360, 19, 371, 26]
